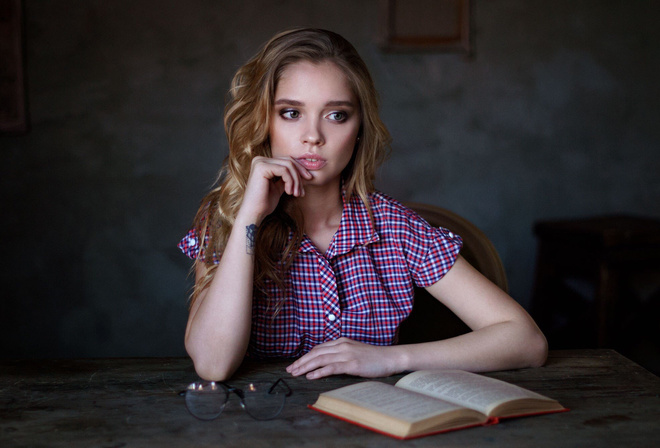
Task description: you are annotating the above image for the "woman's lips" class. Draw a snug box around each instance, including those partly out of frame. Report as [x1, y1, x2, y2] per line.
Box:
[296, 156, 327, 170]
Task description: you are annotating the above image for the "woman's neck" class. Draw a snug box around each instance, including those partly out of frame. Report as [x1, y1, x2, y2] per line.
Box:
[295, 183, 344, 253]
[297, 185, 343, 229]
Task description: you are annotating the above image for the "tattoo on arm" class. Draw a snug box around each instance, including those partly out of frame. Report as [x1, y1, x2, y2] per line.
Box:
[246, 224, 258, 255]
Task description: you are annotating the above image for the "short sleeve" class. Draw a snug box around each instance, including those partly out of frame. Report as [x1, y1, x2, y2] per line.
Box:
[178, 228, 201, 259]
[394, 208, 463, 288]
[412, 226, 463, 287]
[177, 227, 220, 264]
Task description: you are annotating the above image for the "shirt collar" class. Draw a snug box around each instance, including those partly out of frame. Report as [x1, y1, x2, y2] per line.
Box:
[299, 189, 380, 258]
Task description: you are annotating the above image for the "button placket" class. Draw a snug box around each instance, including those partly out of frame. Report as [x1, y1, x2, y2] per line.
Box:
[318, 256, 341, 341]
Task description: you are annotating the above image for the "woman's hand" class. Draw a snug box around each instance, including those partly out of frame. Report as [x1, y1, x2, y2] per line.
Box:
[238, 156, 313, 225]
[286, 338, 404, 380]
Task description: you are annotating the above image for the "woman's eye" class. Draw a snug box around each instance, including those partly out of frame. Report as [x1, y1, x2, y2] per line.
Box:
[327, 111, 347, 122]
[281, 109, 300, 119]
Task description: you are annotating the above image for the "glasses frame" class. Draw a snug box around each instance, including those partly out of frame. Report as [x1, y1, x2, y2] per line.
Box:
[180, 377, 293, 421]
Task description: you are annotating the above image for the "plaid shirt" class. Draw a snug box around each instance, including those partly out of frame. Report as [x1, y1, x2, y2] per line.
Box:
[178, 191, 462, 358]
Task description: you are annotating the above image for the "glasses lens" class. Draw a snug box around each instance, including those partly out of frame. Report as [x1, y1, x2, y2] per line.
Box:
[185, 382, 228, 420]
[241, 381, 287, 420]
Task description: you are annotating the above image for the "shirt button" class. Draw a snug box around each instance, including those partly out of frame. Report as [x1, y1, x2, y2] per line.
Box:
[328, 313, 336, 322]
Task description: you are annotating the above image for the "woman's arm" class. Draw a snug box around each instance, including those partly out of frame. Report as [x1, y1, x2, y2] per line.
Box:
[184, 215, 258, 381]
[185, 156, 311, 381]
[287, 255, 548, 379]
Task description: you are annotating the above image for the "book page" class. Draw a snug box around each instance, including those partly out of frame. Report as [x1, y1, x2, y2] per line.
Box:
[396, 370, 553, 415]
[320, 381, 467, 423]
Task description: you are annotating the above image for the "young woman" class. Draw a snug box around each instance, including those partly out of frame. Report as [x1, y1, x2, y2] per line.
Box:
[179, 28, 547, 381]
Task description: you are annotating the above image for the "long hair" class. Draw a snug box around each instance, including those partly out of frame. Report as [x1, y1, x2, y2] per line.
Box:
[190, 28, 391, 307]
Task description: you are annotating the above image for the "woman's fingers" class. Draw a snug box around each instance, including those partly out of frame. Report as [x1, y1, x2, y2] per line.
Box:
[251, 156, 310, 197]
[286, 338, 398, 380]
[290, 158, 314, 181]
[287, 349, 347, 379]
[237, 156, 313, 223]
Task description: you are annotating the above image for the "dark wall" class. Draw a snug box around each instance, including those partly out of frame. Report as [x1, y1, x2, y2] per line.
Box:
[1, 0, 658, 358]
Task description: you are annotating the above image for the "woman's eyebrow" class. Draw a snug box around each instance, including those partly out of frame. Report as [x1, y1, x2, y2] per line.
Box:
[274, 99, 303, 106]
[326, 100, 355, 108]
[273, 99, 355, 108]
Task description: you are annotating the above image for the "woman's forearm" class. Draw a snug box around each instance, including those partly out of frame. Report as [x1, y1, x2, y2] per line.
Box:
[184, 217, 258, 381]
[392, 318, 548, 374]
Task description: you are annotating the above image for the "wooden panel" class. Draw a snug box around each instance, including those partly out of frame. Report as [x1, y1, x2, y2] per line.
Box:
[381, 0, 472, 53]
[0, 0, 28, 134]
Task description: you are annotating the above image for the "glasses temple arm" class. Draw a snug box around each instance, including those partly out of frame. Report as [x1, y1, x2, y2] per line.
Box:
[270, 377, 293, 396]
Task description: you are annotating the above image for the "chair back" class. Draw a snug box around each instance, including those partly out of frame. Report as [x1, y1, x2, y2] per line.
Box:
[397, 202, 508, 343]
[406, 202, 508, 292]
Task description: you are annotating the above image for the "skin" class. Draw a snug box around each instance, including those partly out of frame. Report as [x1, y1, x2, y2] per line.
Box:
[185, 60, 548, 382]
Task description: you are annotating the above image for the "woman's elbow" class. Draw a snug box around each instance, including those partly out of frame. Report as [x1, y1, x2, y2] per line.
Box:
[196, 364, 235, 382]
[191, 357, 236, 382]
[186, 342, 240, 382]
[523, 327, 549, 368]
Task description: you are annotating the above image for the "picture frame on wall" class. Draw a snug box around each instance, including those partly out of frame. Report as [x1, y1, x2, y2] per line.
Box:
[380, 0, 472, 54]
[1, 0, 28, 134]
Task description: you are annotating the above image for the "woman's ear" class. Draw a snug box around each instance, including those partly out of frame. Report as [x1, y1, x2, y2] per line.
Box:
[355, 126, 363, 148]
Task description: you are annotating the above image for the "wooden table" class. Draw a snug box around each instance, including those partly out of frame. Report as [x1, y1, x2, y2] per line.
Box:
[1, 350, 658, 447]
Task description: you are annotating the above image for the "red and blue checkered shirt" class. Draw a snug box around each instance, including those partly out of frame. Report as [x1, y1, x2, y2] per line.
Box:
[178, 191, 462, 358]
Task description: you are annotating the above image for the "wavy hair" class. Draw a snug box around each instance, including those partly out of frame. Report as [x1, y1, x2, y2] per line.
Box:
[190, 28, 391, 307]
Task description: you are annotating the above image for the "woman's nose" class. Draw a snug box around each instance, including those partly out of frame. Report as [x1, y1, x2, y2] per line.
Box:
[302, 121, 324, 146]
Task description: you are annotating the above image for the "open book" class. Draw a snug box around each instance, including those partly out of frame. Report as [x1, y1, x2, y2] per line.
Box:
[310, 370, 567, 439]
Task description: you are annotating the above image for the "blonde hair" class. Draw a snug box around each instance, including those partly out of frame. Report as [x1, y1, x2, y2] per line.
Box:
[190, 28, 391, 307]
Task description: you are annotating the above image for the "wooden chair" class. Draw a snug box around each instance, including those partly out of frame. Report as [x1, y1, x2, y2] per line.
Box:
[397, 202, 508, 344]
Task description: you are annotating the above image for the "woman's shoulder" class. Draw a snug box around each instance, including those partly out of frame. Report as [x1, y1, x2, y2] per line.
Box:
[370, 190, 406, 211]
[368, 191, 463, 262]
[368, 191, 427, 228]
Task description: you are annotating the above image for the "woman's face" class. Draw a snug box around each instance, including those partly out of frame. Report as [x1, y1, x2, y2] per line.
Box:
[269, 60, 361, 191]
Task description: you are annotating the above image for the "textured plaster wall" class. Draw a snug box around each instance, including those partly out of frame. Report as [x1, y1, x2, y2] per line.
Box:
[1, 0, 658, 358]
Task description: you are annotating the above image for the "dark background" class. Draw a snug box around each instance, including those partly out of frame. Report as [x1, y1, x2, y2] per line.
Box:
[1, 1, 658, 368]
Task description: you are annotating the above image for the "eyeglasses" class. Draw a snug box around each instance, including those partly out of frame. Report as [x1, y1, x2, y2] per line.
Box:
[181, 378, 292, 421]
